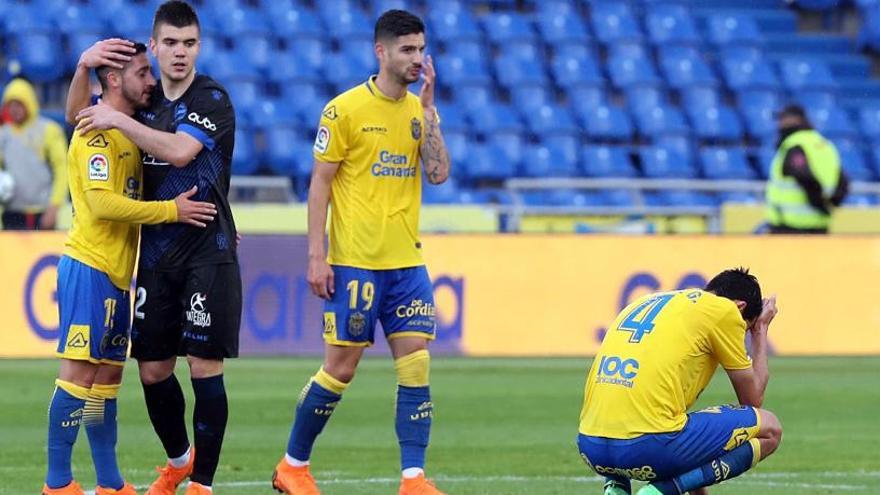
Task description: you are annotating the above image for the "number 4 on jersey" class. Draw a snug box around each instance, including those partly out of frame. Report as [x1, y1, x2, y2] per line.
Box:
[618, 293, 674, 343]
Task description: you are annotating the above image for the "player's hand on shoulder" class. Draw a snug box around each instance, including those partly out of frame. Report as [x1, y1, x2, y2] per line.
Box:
[307, 256, 335, 300]
[174, 186, 217, 228]
[76, 102, 121, 134]
[753, 295, 778, 332]
[78, 38, 136, 70]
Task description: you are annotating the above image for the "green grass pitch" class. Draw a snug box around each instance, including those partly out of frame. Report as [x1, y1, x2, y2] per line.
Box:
[2, 357, 878, 494]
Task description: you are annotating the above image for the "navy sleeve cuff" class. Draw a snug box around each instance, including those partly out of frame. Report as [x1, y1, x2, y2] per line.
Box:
[178, 123, 216, 151]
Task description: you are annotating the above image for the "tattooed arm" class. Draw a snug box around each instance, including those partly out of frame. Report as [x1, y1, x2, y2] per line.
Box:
[419, 55, 450, 185]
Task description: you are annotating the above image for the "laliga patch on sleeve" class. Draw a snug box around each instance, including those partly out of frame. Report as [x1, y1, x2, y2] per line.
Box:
[88, 153, 110, 181]
[314, 125, 331, 154]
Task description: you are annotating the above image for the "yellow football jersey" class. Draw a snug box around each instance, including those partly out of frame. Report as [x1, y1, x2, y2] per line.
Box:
[64, 129, 144, 290]
[313, 76, 426, 270]
[579, 289, 752, 439]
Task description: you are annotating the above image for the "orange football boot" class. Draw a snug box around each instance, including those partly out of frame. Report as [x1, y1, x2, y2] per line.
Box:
[271, 458, 321, 494]
[42, 481, 84, 495]
[399, 474, 446, 495]
[184, 481, 213, 494]
[96, 483, 137, 495]
[145, 449, 195, 495]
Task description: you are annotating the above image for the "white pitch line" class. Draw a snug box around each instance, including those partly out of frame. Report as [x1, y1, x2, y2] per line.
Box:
[81, 472, 875, 494]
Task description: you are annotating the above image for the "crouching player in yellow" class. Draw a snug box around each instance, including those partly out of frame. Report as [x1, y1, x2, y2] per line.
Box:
[43, 41, 217, 495]
[578, 268, 783, 495]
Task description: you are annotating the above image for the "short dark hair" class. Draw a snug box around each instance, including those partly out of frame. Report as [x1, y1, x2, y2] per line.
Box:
[374, 9, 425, 42]
[705, 267, 763, 321]
[96, 41, 147, 92]
[777, 104, 808, 122]
[153, 0, 200, 37]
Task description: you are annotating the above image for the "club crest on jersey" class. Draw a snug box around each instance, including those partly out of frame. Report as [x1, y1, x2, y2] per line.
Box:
[411, 118, 421, 140]
[88, 153, 109, 181]
[314, 125, 331, 154]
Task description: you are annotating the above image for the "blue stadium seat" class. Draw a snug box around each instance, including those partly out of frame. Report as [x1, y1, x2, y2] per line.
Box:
[718, 191, 761, 204]
[271, 8, 325, 39]
[755, 146, 777, 179]
[700, 147, 757, 180]
[537, 11, 591, 44]
[591, 3, 643, 44]
[705, 14, 762, 46]
[794, 0, 844, 11]
[738, 89, 782, 114]
[218, 7, 270, 36]
[443, 131, 469, 169]
[465, 143, 517, 181]
[316, 0, 358, 15]
[645, 5, 700, 46]
[267, 50, 323, 84]
[634, 106, 690, 137]
[285, 39, 327, 73]
[843, 193, 877, 206]
[494, 56, 548, 88]
[836, 140, 874, 181]
[6, 32, 65, 82]
[55, 4, 106, 35]
[323, 53, 371, 92]
[720, 49, 780, 91]
[234, 36, 274, 73]
[497, 41, 542, 62]
[4, 3, 55, 34]
[640, 146, 697, 178]
[655, 135, 692, 158]
[686, 105, 744, 142]
[858, 105, 880, 140]
[510, 86, 553, 114]
[487, 134, 525, 174]
[437, 55, 492, 86]
[568, 86, 609, 114]
[680, 87, 721, 108]
[521, 143, 578, 177]
[537, 0, 578, 16]
[740, 105, 776, 141]
[232, 127, 259, 175]
[371, 0, 415, 19]
[210, 50, 260, 82]
[424, 0, 465, 15]
[436, 104, 468, 133]
[251, 99, 300, 130]
[658, 47, 717, 88]
[278, 82, 326, 120]
[428, 9, 482, 41]
[809, 107, 857, 138]
[624, 87, 668, 112]
[323, 8, 373, 41]
[341, 39, 379, 73]
[577, 104, 635, 142]
[450, 83, 495, 112]
[226, 80, 262, 123]
[581, 145, 636, 177]
[607, 57, 662, 89]
[524, 104, 580, 136]
[264, 127, 305, 176]
[779, 59, 837, 91]
[468, 104, 524, 134]
[443, 40, 483, 66]
[422, 178, 461, 204]
[791, 90, 837, 111]
[551, 54, 604, 89]
[481, 12, 535, 44]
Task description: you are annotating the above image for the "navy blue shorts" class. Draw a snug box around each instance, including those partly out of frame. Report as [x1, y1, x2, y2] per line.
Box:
[56, 256, 131, 366]
[323, 265, 436, 346]
[578, 405, 761, 483]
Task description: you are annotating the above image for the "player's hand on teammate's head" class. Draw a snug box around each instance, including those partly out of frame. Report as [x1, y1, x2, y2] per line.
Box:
[174, 186, 217, 228]
[75, 102, 121, 134]
[307, 257, 335, 300]
[79, 38, 136, 70]
[419, 54, 435, 110]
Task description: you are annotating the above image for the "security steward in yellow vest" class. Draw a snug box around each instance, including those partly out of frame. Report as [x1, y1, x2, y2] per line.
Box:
[766, 105, 849, 234]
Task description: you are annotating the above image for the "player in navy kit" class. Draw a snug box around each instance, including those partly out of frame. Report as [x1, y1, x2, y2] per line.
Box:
[67, 2, 239, 494]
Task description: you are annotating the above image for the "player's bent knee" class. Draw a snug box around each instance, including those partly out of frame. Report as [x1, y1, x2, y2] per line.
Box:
[321, 361, 357, 383]
[187, 355, 224, 378]
[138, 359, 176, 385]
[94, 364, 124, 385]
[756, 408, 783, 455]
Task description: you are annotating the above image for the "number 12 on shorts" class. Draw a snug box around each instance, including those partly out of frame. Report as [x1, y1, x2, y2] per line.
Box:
[618, 293, 674, 343]
[347, 280, 375, 311]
